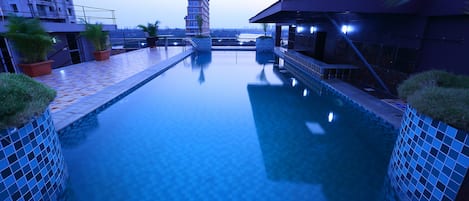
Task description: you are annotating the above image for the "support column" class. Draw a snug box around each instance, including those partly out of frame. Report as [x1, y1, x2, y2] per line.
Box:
[275, 25, 281, 47]
[288, 25, 296, 49]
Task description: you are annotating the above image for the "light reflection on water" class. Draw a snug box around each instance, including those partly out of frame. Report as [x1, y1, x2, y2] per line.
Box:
[60, 51, 398, 201]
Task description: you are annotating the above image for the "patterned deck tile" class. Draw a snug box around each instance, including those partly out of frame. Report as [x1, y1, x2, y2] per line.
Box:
[34, 47, 192, 130]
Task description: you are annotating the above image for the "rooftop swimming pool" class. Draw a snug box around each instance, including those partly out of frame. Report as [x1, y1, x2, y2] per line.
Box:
[59, 51, 398, 201]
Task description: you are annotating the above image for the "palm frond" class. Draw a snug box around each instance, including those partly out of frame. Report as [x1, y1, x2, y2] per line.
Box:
[4, 15, 53, 63]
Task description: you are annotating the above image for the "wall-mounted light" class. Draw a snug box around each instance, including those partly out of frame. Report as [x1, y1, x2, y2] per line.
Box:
[52, 37, 57, 44]
[310, 26, 317, 34]
[297, 26, 305, 33]
[341, 25, 353, 34]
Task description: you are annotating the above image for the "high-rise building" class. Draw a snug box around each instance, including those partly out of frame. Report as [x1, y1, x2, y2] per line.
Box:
[0, 0, 77, 23]
[0, 0, 116, 73]
[185, 0, 210, 36]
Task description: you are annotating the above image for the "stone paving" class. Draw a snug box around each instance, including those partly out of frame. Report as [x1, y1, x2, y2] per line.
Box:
[35, 46, 193, 130]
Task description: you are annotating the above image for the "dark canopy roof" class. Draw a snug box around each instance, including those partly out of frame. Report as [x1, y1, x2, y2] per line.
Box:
[249, 0, 465, 23]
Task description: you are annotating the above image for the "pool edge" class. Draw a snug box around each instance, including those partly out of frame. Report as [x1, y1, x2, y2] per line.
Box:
[53, 48, 194, 131]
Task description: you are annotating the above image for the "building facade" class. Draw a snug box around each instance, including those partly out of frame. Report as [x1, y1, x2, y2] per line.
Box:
[251, 1, 469, 200]
[185, 0, 210, 36]
[250, 0, 469, 94]
[0, 0, 116, 73]
[0, 0, 77, 23]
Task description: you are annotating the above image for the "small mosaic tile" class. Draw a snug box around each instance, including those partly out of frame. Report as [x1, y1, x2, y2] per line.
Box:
[0, 109, 68, 201]
[388, 106, 469, 201]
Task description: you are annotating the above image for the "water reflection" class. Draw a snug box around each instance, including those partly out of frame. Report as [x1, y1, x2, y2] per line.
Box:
[247, 82, 396, 201]
[256, 52, 275, 84]
[190, 52, 212, 85]
[58, 113, 99, 148]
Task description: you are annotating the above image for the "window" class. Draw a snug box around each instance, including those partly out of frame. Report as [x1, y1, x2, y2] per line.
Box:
[67, 8, 72, 16]
[11, 4, 18, 13]
[37, 5, 47, 16]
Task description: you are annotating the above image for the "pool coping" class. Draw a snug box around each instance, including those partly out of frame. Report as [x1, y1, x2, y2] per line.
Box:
[323, 79, 403, 129]
[54, 47, 402, 132]
[53, 48, 194, 131]
[275, 48, 403, 129]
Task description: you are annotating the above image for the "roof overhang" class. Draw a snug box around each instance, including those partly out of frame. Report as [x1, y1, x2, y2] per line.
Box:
[249, 1, 283, 23]
[249, 0, 424, 24]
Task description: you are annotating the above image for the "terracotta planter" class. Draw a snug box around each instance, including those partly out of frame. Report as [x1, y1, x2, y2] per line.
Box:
[18, 60, 54, 77]
[146, 37, 158, 48]
[93, 50, 111, 61]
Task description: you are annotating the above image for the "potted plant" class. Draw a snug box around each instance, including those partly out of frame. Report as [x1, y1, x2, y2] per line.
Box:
[191, 15, 211, 52]
[82, 22, 110, 61]
[387, 71, 469, 201]
[397, 70, 469, 131]
[256, 23, 274, 52]
[4, 16, 54, 77]
[138, 20, 160, 48]
[0, 73, 56, 129]
[0, 73, 69, 201]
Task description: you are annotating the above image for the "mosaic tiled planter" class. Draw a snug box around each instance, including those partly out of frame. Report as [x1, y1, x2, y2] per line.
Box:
[256, 37, 274, 52]
[388, 106, 469, 201]
[191, 37, 212, 52]
[0, 108, 68, 201]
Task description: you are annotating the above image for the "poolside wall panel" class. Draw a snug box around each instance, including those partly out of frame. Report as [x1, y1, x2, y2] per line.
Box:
[388, 106, 469, 201]
[256, 37, 274, 52]
[0, 108, 68, 201]
[192, 37, 212, 52]
[416, 16, 469, 74]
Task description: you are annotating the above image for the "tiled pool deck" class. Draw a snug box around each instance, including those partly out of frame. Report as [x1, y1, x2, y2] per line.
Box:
[35, 46, 403, 132]
[35, 47, 193, 130]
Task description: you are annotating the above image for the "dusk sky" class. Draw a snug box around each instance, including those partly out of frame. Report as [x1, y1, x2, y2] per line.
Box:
[73, 0, 277, 29]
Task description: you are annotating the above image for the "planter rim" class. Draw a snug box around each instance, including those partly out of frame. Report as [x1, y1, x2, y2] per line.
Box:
[94, 49, 111, 53]
[406, 105, 468, 133]
[18, 59, 54, 66]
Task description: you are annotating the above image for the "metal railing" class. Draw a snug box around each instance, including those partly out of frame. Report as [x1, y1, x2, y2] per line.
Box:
[109, 36, 267, 49]
[74, 4, 116, 24]
[0, 2, 116, 24]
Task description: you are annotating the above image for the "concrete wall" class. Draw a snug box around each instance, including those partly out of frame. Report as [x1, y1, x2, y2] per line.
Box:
[417, 16, 469, 74]
[290, 13, 469, 75]
[48, 34, 72, 68]
[293, 14, 424, 70]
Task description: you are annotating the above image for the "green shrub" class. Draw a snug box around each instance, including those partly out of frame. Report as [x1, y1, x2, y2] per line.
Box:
[0, 73, 56, 129]
[408, 87, 469, 130]
[398, 70, 469, 131]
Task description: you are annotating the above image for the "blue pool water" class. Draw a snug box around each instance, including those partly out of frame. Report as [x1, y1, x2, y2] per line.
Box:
[60, 51, 397, 201]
